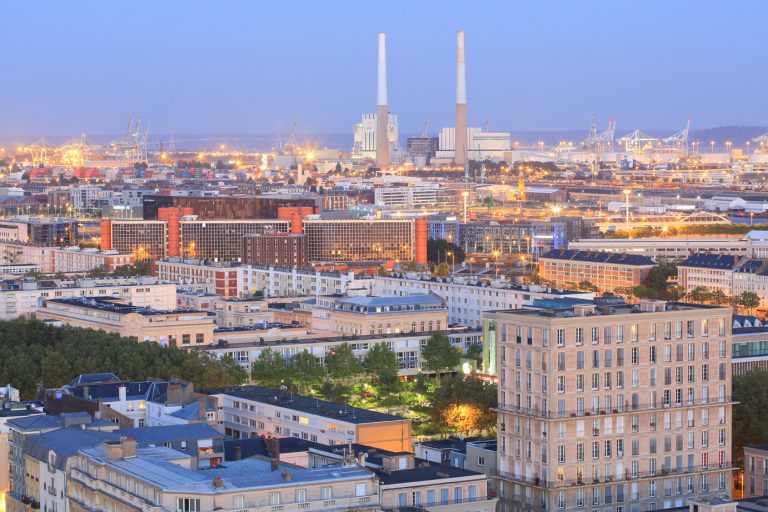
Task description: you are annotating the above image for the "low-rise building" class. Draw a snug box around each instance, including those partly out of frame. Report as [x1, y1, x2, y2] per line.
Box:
[35, 297, 216, 346]
[211, 387, 413, 452]
[67, 438, 380, 512]
[0, 277, 177, 320]
[570, 237, 750, 261]
[156, 258, 243, 297]
[176, 291, 271, 327]
[538, 249, 655, 292]
[744, 445, 768, 498]
[678, 253, 740, 295]
[312, 294, 448, 335]
[373, 273, 594, 328]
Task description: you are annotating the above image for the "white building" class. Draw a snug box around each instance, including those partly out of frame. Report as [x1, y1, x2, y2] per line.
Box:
[374, 184, 439, 208]
[372, 274, 594, 328]
[352, 113, 402, 164]
[570, 237, 750, 261]
[0, 277, 176, 320]
[205, 328, 481, 377]
[435, 127, 511, 162]
[242, 265, 374, 298]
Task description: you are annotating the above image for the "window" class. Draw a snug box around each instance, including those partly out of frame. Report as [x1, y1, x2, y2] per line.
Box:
[182, 334, 191, 345]
[177, 498, 201, 512]
[477, 456, 485, 467]
[195, 333, 205, 344]
[321, 486, 333, 500]
[269, 492, 281, 506]
[295, 489, 306, 503]
[576, 328, 584, 345]
[355, 483, 366, 497]
[557, 329, 565, 346]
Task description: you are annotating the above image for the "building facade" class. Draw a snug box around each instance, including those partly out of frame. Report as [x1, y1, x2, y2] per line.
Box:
[242, 233, 308, 267]
[538, 249, 655, 293]
[488, 299, 734, 512]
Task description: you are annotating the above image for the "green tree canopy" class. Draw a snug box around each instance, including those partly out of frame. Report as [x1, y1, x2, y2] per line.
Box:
[250, 348, 288, 388]
[289, 351, 324, 393]
[422, 331, 461, 381]
[325, 343, 363, 381]
[733, 370, 768, 466]
[739, 291, 761, 312]
[430, 376, 497, 436]
[363, 343, 399, 384]
[0, 318, 246, 399]
[426, 239, 466, 266]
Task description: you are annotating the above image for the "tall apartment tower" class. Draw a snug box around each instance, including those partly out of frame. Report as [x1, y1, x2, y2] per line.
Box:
[376, 32, 390, 168]
[487, 298, 734, 512]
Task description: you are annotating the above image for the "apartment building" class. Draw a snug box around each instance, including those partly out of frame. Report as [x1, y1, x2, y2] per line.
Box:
[744, 445, 768, 498]
[487, 298, 734, 512]
[242, 264, 374, 298]
[538, 249, 655, 293]
[212, 387, 413, 452]
[65, 437, 379, 512]
[312, 294, 448, 335]
[242, 232, 308, 267]
[36, 297, 216, 346]
[0, 217, 78, 246]
[204, 327, 481, 377]
[678, 254, 739, 295]
[156, 258, 243, 297]
[0, 241, 134, 273]
[570, 238, 750, 261]
[176, 291, 271, 327]
[0, 277, 177, 320]
[373, 273, 594, 328]
[374, 184, 440, 208]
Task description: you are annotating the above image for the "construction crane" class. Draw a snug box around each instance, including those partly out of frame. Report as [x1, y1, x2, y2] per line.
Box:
[107, 116, 149, 161]
[582, 117, 616, 159]
[662, 117, 691, 153]
[25, 137, 55, 166]
[752, 130, 768, 152]
[617, 129, 658, 154]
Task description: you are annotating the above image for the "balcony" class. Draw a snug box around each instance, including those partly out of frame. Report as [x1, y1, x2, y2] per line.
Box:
[492, 463, 734, 490]
[383, 496, 498, 512]
[494, 396, 736, 420]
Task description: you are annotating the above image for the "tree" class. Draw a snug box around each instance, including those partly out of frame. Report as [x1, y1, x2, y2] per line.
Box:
[426, 239, 465, 266]
[689, 286, 712, 304]
[377, 266, 389, 277]
[363, 343, 399, 384]
[577, 280, 598, 292]
[434, 262, 451, 277]
[733, 370, 768, 466]
[430, 376, 497, 436]
[739, 291, 761, 313]
[710, 289, 729, 306]
[465, 343, 483, 365]
[325, 343, 363, 381]
[640, 261, 678, 300]
[422, 331, 461, 381]
[250, 349, 288, 388]
[289, 351, 324, 393]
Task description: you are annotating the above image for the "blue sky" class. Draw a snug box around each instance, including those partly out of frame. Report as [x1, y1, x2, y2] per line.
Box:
[1, 0, 766, 137]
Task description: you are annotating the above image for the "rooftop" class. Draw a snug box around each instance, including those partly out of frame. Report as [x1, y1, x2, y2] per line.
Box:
[117, 423, 222, 444]
[44, 297, 211, 317]
[80, 444, 372, 492]
[540, 248, 655, 266]
[679, 252, 740, 269]
[376, 460, 485, 486]
[209, 386, 409, 425]
[334, 294, 445, 313]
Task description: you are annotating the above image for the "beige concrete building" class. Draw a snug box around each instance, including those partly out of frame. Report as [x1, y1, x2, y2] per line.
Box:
[538, 249, 655, 293]
[744, 445, 768, 498]
[64, 438, 379, 512]
[0, 277, 177, 320]
[214, 387, 413, 452]
[487, 298, 734, 512]
[311, 294, 448, 335]
[176, 291, 271, 327]
[36, 297, 216, 346]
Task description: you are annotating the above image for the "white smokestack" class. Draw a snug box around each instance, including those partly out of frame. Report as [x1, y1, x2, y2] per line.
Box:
[456, 29, 466, 105]
[377, 32, 387, 106]
[454, 29, 467, 166]
[376, 32, 390, 167]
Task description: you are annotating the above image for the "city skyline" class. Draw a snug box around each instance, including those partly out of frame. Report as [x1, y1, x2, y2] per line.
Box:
[3, 0, 768, 137]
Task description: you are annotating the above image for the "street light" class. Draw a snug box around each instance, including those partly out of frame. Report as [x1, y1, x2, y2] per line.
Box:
[623, 189, 631, 234]
[492, 249, 500, 279]
[446, 251, 454, 277]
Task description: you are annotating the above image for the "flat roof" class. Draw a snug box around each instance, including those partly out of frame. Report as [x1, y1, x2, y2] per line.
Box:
[45, 297, 211, 317]
[209, 386, 408, 425]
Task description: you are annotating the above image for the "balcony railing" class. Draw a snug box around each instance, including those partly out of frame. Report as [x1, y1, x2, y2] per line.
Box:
[383, 496, 497, 511]
[495, 396, 736, 419]
[491, 463, 734, 489]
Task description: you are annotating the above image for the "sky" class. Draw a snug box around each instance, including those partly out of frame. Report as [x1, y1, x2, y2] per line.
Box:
[1, 0, 767, 138]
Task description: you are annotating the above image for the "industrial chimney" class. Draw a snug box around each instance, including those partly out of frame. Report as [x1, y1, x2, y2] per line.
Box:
[376, 32, 390, 168]
[454, 29, 467, 167]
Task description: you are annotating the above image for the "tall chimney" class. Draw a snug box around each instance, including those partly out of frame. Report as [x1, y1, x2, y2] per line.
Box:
[376, 32, 390, 168]
[454, 29, 468, 167]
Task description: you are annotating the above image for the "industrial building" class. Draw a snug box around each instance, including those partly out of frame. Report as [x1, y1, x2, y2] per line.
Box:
[142, 194, 318, 220]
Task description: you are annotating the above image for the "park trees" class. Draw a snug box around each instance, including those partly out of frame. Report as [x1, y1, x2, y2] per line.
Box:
[250, 348, 289, 388]
[422, 331, 461, 381]
[430, 376, 497, 436]
[363, 343, 399, 384]
[733, 370, 768, 466]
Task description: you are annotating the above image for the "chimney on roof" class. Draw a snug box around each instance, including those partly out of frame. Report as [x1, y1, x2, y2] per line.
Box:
[197, 397, 207, 421]
[118, 385, 127, 402]
[234, 445, 242, 461]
